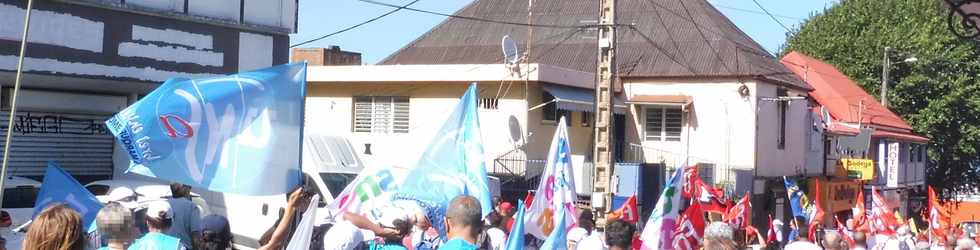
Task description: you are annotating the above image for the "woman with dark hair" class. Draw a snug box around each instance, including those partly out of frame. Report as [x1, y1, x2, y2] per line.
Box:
[129, 201, 185, 250]
[23, 204, 87, 250]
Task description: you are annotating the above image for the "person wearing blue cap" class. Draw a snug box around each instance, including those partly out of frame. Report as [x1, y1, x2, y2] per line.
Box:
[197, 215, 233, 250]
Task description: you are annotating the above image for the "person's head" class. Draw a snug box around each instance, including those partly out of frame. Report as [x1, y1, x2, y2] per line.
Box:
[198, 215, 233, 250]
[377, 206, 414, 243]
[97, 202, 136, 246]
[499, 202, 514, 217]
[445, 195, 483, 241]
[487, 211, 503, 228]
[605, 219, 635, 250]
[853, 231, 868, 248]
[955, 238, 977, 250]
[822, 231, 844, 250]
[23, 204, 86, 250]
[145, 200, 173, 231]
[170, 182, 192, 199]
[578, 209, 595, 232]
[705, 222, 735, 240]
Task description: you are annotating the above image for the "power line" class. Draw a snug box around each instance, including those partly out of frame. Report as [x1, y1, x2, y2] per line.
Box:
[290, 0, 422, 48]
[678, 0, 736, 74]
[711, 3, 804, 21]
[625, 25, 698, 74]
[357, 0, 595, 29]
[749, 0, 793, 32]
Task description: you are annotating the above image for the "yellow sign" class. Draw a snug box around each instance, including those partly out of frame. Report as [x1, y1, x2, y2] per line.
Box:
[841, 159, 874, 180]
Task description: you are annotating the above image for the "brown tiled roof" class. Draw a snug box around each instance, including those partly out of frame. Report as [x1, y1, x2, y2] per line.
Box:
[380, 0, 810, 90]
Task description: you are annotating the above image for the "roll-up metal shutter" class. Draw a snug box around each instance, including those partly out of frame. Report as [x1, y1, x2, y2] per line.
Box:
[0, 111, 115, 179]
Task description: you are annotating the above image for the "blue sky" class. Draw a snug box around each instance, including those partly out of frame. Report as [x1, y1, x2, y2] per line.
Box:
[290, 0, 840, 64]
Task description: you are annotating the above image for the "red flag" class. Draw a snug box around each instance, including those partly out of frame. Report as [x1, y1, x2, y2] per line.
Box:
[697, 184, 733, 214]
[835, 216, 855, 248]
[928, 186, 950, 242]
[723, 192, 751, 229]
[672, 201, 706, 250]
[852, 188, 867, 229]
[682, 166, 701, 199]
[870, 187, 898, 235]
[524, 190, 534, 210]
[808, 179, 826, 242]
[608, 195, 639, 223]
[767, 214, 777, 244]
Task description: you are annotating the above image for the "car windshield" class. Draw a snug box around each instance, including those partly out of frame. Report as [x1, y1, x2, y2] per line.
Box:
[2, 187, 37, 208]
[319, 173, 357, 198]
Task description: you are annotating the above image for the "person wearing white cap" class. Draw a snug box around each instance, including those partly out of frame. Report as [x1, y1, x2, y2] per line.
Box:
[129, 200, 185, 250]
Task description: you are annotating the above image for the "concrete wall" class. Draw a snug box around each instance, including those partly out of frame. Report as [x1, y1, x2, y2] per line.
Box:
[303, 82, 595, 172]
[623, 78, 810, 184]
[523, 84, 594, 159]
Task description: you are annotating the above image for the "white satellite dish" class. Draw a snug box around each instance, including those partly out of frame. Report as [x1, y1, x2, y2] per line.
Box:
[502, 35, 521, 64]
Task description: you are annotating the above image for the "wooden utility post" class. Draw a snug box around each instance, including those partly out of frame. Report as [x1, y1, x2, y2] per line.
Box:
[592, 0, 616, 229]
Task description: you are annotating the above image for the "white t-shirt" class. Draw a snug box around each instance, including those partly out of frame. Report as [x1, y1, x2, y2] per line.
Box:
[567, 227, 589, 248]
[576, 232, 606, 250]
[784, 241, 822, 250]
[322, 221, 365, 250]
[486, 227, 507, 250]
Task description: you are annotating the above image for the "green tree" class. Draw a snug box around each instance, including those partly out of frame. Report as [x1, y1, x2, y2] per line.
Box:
[783, 0, 980, 198]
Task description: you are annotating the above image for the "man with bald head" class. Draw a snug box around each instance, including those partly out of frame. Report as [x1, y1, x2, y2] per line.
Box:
[439, 195, 482, 250]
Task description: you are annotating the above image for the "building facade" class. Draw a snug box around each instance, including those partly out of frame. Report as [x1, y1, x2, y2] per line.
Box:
[0, 0, 296, 182]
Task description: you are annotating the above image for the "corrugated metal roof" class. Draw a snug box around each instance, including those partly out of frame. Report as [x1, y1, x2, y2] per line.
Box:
[380, 0, 809, 90]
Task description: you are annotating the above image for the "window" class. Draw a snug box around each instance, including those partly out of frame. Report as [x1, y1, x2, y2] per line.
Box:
[581, 112, 592, 127]
[353, 96, 409, 133]
[698, 163, 715, 185]
[86, 185, 110, 196]
[644, 106, 682, 141]
[777, 88, 788, 150]
[3, 187, 37, 208]
[541, 92, 569, 123]
[480, 98, 499, 110]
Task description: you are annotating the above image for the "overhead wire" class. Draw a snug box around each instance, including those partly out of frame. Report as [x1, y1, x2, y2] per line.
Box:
[749, 0, 793, 33]
[357, 0, 598, 29]
[290, 0, 422, 48]
[677, 0, 736, 74]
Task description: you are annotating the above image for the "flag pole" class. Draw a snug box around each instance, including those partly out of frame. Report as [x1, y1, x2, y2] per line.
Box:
[0, 0, 35, 204]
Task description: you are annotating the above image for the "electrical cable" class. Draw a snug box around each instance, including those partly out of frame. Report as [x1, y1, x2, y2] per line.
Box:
[358, 0, 597, 29]
[749, 0, 793, 32]
[290, 0, 422, 48]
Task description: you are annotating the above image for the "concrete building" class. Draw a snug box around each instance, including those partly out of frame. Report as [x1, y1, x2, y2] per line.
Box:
[782, 51, 929, 218]
[0, 0, 297, 182]
[302, 63, 622, 197]
[292, 46, 362, 66]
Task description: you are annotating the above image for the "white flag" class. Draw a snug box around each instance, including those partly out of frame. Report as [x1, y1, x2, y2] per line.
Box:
[286, 195, 320, 250]
[524, 116, 578, 240]
[640, 164, 687, 250]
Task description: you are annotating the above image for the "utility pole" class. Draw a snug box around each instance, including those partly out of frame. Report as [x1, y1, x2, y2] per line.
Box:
[0, 0, 34, 205]
[592, 0, 616, 229]
[881, 47, 891, 108]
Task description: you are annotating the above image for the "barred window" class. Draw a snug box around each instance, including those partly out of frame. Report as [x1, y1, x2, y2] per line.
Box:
[353, 96, 409, 133]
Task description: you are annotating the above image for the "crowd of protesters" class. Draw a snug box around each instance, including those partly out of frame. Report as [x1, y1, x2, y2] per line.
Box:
[15, 185, 980, 250]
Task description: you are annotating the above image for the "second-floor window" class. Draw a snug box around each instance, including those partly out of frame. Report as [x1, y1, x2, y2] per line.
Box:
[353, 96, 409, 134]
[644, 106, 682, 141]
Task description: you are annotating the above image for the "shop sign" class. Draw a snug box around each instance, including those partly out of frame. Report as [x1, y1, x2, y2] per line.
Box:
[841, 158, 874, 180]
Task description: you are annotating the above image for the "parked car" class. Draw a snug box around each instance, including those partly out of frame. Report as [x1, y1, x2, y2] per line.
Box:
[84, 179, 211, 215]
[0, 176, 42, 250]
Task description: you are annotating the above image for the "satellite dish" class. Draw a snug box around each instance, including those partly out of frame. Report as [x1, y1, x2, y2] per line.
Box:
[502, 35, 521, 64]
[508, 115, 523, 144]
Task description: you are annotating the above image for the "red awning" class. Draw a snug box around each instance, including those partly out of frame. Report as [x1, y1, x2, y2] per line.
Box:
[872, 130, 929, 143]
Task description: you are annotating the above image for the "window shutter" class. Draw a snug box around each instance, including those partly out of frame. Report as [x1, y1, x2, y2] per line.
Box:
[664, 108, 683, 141]
[645, 107, 663, 141]
[353, 96, 372, 133]
[393, 97, 410, 133]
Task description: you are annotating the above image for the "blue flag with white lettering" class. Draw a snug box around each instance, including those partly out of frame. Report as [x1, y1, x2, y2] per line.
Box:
[783, 176, 806, 218]
[505, 200, 526, 250]
[106, 63, 306, 195]
[393, 83, 493, 236]
[33, 162, 103, 232]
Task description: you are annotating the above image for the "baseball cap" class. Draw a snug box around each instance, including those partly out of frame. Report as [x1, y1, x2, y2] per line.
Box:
[145, 200, 172, 221]
[202, 215, 230, 232]
[500, 202, 514, 213]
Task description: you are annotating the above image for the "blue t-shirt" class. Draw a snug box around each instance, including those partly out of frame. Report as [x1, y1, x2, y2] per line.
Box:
[438, 238, 479, 250]
[128, 232, 185, 250]
[369, 241, 409, 250]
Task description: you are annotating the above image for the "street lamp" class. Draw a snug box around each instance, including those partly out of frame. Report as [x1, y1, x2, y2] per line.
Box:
[881, 47, 918, 108]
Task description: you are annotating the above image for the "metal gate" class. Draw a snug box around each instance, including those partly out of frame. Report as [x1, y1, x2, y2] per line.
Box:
[0, 111, 114, 179]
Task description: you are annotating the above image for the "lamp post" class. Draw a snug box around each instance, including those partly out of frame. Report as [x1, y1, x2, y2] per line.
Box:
[881, 47, 918, 108]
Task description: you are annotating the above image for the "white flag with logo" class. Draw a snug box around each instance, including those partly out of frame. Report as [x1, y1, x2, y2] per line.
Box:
[524, 116, 578, 240]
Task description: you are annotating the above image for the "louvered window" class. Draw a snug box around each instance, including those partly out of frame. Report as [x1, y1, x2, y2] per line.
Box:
[644, 106, 682, 141]
[353, 96, 409, 133]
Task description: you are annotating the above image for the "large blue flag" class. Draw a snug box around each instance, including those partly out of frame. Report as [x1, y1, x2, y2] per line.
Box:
[105, 63, 306, 195]
[505, 200, 527, 250]
[393, 83, 493, 236]
[783, 176, 806, 218]
[33, 162, 103, 231]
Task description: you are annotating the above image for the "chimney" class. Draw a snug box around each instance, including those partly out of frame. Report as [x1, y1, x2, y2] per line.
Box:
[291, 46, 362, 66]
